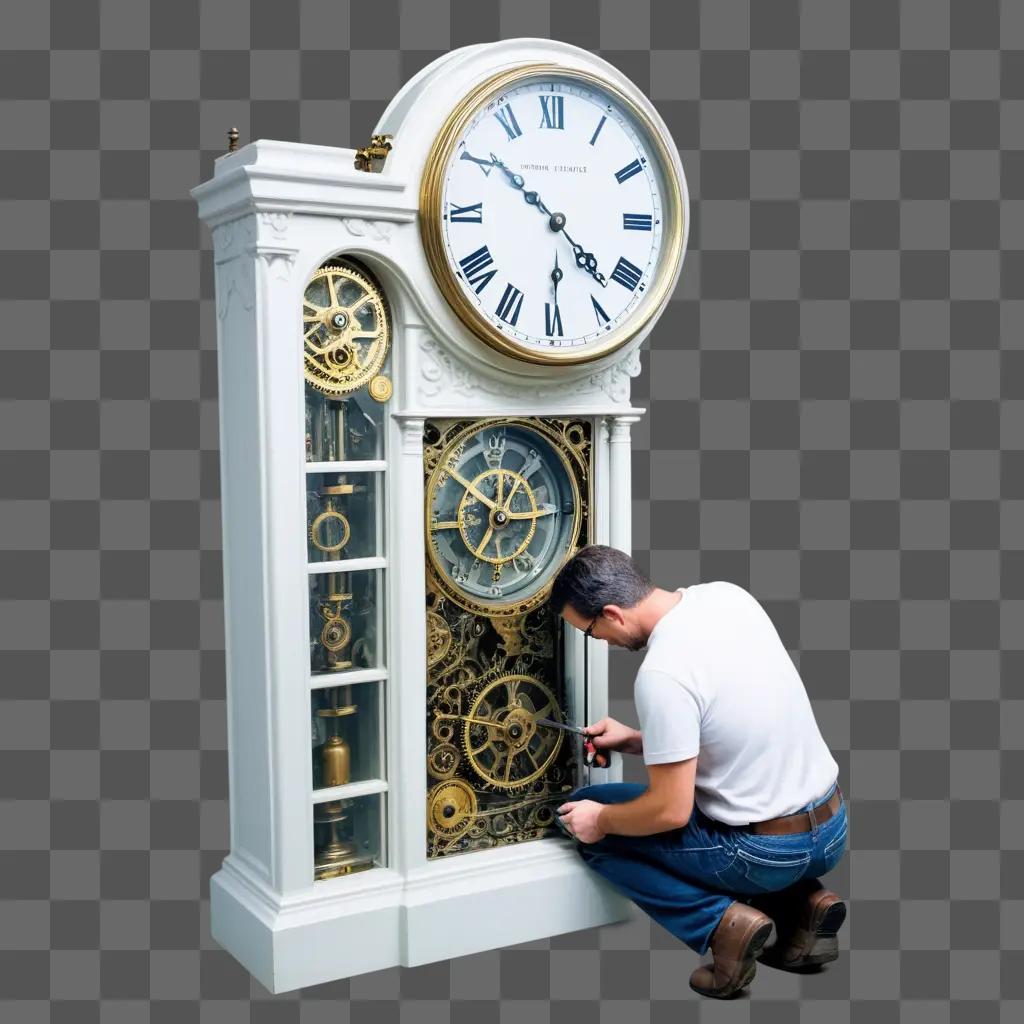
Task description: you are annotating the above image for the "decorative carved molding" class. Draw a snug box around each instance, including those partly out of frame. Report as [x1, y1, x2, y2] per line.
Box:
[418, 335, 639, 405]
[589, 347, 642, 404]
[342, 218, 393, 242]
[256, 249, 297, 282]
[215, 259, 255, 322]
[257, 210, 291, 241]
[211, 215, 257, 264]
[400, 417, 426, 455]
[609, 414, 642, 444]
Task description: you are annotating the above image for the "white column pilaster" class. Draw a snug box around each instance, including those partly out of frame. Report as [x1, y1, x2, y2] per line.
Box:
[388, 415, 429, 877]
[608, 414, 641, 554]
[254, 225, 310, 897]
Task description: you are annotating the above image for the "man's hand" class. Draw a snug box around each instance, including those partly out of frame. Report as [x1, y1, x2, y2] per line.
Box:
[556, 799, 607, 844]
[585, 717, 643, 757]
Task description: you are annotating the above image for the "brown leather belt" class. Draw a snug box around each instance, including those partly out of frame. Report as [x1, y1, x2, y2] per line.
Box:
[746, 784, 843, 836]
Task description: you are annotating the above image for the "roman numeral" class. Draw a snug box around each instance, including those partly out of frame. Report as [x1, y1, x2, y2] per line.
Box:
[589, 115, 607, 146]
[494, 104, 523, 141]
[545, 302, 563, 337]
[614, 158, 643, 184]
[449, 202, 483, 223]
[591, 295, 610, 325]
[458, 245, 497, 293]
[538, 95, 564, 129]
[610, 256, 643, 291]
[460, 148, 493, 176]
[495, 283, 524, 326]
[623, 213, 652, 231]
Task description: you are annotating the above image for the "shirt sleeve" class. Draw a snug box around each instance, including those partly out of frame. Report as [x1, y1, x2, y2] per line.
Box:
[634, 668, 702, 766]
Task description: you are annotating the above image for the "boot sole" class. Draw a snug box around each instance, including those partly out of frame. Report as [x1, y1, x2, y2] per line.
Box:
[689, 919, 775, 999]
[757, 900, 846, 971]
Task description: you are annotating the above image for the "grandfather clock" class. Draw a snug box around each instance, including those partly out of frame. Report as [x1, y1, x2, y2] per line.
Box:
[192, 37, 689, 992]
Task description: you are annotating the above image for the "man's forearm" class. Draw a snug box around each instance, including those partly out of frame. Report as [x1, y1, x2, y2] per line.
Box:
[625, 728, 643, 755]
[596, 789, 682, 837]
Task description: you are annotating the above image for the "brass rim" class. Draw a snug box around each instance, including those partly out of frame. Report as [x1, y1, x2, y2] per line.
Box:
[309, 507, 351, 555]
[419, 63, 686, 366]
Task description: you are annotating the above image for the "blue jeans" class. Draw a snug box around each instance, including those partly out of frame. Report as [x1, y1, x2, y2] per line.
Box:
[563, 779, 848, 954]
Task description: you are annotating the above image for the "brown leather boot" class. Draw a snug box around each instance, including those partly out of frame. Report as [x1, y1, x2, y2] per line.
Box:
[748, 878, 847, 971]
[688, 901, 775, 999]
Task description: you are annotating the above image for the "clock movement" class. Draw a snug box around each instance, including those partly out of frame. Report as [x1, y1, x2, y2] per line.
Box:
[192, 38, 689, 992]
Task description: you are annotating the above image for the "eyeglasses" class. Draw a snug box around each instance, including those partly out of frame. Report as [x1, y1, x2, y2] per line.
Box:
[583, 613, 600, 639]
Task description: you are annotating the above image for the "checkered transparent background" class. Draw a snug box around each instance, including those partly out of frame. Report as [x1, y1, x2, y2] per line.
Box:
[2, 0, 1023, 1019]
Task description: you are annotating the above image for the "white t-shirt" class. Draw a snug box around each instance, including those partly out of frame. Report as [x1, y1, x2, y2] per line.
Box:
[633, 581, 840, 826]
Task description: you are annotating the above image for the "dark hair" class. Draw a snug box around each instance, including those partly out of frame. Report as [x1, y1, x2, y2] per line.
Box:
[550, 545, 654, 618]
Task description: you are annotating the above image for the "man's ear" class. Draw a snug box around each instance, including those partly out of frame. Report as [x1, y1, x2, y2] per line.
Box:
[601, 604, 627, 626]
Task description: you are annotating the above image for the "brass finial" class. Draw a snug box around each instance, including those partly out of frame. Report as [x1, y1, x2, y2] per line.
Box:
[355, 134, 393, 172]
[227, 127, 239, 152]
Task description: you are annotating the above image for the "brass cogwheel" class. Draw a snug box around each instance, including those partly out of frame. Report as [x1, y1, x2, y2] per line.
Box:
[426, 610, 453, 668]
[303, 263, 390, 397]
[428, 779, 477, 840]
[320, 614, 351, 653]
[461, 674, 564, 790]
[427, 742, 460, 780]
[455, 467, 538, 566]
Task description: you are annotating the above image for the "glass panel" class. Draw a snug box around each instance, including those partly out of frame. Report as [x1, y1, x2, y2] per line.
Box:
[313, 791, 384, 880]
[305, 385, 386, 462]
[309, 568, 384, 674]
[311, 681, 383, 790]
[306, 471, 382, 563]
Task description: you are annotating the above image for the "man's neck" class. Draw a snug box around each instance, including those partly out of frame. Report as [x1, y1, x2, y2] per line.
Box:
[635, 587, 684, 639]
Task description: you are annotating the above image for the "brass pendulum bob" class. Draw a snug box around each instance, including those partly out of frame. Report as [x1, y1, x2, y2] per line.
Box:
[318, 701, 356, 789]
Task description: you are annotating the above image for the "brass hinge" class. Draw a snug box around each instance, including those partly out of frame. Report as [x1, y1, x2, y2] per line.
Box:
[354, 134, 393, 172]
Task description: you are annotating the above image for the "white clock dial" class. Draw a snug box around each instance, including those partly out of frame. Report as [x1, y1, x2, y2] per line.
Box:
[432, 72, 675, 359]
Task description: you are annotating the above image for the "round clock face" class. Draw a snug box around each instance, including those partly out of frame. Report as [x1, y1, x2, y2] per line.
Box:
[421, 67, 684, 365]
[425, 421, 582, 612]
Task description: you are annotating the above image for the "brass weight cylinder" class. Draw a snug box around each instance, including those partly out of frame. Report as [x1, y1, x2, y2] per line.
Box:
[321, 734, 351, 788]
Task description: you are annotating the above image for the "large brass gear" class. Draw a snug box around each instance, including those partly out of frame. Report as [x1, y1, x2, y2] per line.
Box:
[428, 779, 477, 840]
[424, 418, 587, 617]
[456, 467, 538, 565]
[460, 674, 564, 790]
[303, 263, 390, 397]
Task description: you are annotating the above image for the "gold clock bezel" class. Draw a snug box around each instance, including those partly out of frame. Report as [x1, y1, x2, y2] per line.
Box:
[424, 418, 585, 617]
[419, 63, 685, 366]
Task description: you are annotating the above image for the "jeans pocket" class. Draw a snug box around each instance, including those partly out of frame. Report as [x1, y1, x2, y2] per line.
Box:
[822, 819, 848, 873]
[716, 841, 812, 894]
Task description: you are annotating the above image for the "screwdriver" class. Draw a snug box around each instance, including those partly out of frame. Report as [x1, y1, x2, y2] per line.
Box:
[534, 718, 609, 768]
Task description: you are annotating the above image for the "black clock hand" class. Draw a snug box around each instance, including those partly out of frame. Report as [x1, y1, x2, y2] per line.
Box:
[551, 251, 561, 304]
[490, 153, 608, 288]
[560, 229, 607, 287]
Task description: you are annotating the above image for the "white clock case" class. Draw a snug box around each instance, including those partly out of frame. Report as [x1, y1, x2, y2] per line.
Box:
[191, 38, 689, 994]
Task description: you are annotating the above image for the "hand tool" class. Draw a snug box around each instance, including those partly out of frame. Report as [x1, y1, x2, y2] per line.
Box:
[535, 718, 609, 768]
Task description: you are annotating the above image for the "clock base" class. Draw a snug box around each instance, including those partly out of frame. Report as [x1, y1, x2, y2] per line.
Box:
[210, 840, 631, 993]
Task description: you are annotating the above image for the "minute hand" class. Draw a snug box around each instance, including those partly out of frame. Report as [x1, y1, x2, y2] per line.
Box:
[489, 153, 607, 288]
